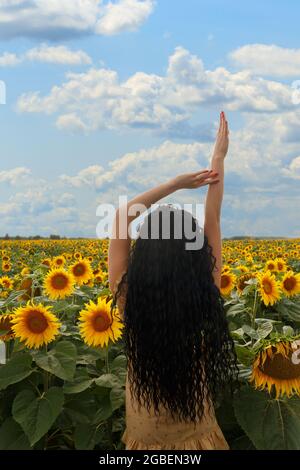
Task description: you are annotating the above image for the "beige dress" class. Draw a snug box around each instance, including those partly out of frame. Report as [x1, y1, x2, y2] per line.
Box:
[113, 279, 229, 451]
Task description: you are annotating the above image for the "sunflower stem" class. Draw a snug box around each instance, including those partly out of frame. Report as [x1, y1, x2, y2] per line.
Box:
[105, 345, 110, 373]
[251, 290, 259, 343]
[6, 338, 15, 362]
[28, 379, 42, 397]
[104, 345, 114, 448]
[43, 344, 49, 393]
[5, 341, 10, 363]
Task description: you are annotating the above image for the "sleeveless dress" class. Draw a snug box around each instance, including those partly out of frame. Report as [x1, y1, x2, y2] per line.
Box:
[112, 278, 229, 451]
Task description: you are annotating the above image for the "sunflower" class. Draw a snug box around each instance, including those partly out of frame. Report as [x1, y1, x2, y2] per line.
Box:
[70, 259, 93, 286]
[265, 260, 276, 272]
[250, 341, 300, 398]
[0, 313, 15, 341]
[246, 254, 253, 263]
[78, 297, 123, 348]
[11, 302, 61, 349]
[53, 256, 65, 268]
[281, 271, 300, 297]
[236, 265, 248, 273]
[222, 264, 231, 273]
[18, 277, 41, 301]
[21, 267, 30, 276]
[2, 262, 11, 272]
[220, 271, 236, 296]
[257, 270, 280, 306]
[237, 273, 255, 294]
[0, 276, 13, 290]
[275, 257, 287, 272]
[41, 258, 52, 268]
[94, 273, 104, 284]
[44, 268, 75, 300]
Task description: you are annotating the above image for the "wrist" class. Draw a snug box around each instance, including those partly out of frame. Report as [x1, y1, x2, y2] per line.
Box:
[166, 178, 179, 193]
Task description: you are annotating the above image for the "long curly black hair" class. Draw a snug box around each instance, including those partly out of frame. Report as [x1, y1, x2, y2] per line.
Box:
[113, 205, 238, 423]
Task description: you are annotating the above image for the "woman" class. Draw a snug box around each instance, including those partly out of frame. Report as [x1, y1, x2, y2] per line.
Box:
[108, 111, 237, 450]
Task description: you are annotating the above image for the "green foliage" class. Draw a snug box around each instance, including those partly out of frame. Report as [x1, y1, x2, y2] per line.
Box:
[0, 339, 126, 449]
[0, 353, 33, 390]
[1, 238, 300, 450]
[32, 341, 77, 381]
[12, 387, 64, 446]
[234, 386, 300, 449]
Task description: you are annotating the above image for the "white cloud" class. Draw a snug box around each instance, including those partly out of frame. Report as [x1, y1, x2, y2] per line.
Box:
[56, 113, 88, 132]
[282, 156, 300, 179]
[0, 51, 21, 66]
[60, 141, 210, 192]
[167, 46, 205, 84]
[16, 46, 295, 136]
[0, 184, 79, 237]
[0, 0, 155, 40]
[60, 165, 105, 188]
[60, 112, 298, 193]
[57, 112, 300, 237]
[1, 114, 300, 237]
[230, 43, 300, 77]
[95, 0, 155, 35]
[25, 44, 91, 65]
[0, 44, 92, 67]
[0, 167, 31, 184]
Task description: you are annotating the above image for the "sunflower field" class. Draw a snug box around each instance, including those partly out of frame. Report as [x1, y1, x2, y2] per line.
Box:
[0, 238, 300, 450]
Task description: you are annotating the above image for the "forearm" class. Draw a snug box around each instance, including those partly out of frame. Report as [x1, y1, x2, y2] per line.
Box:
[204, 156, 224, 226]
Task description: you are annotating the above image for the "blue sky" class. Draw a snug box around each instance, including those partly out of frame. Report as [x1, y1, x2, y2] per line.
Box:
[0, 0, 300, 237]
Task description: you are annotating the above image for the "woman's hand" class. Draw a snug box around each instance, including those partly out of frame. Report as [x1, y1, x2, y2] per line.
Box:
[170, 169, 219, 190]
[212, 111, 229, 160]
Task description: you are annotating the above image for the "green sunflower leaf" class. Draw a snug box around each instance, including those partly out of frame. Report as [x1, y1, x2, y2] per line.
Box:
[12, 387, 64, 446]
[234, 345, 256, 367]
[63, 377, 94, 394]
[94, 373, 122, 389]
[33, 340, 77, 381]
[74, 423, 104, 450]
[110, 387, 125, 411]
[0, 353, 33, 391]
[0, 417, 31, 450]
[234, 385, 300, 449]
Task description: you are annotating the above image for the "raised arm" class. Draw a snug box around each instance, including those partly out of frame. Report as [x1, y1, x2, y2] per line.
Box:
[108, 170, 219, 294]
[204, 111, 229, 288]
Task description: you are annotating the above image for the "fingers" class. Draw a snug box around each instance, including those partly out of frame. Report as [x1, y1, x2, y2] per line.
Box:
[195, 171, 219, 187]
[221, 111, 225, 134]
[192, 169, 210, 176]
[194, 169, 218, 180]
[199, 177, 220, 187]
[225, 118, 229, 136]
[223, 111, 229, 135]
[219, 111, 229, 136]
[218, 112, 223, 134]
[207, 179, 220, 185]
